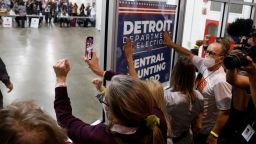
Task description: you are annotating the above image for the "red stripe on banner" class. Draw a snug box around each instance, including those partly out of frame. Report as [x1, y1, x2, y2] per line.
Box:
[118, 1, 177, 9]
[119, 7, 176, 11]
[119, 11, 176, 15]
[119, 4, 175, 9]
[119, 7, 176, 12]
[118, 11, 176, 14]
[118, 13, 176, 16]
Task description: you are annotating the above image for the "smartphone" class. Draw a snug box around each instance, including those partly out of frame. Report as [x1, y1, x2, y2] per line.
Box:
[85, 36, 93, 60]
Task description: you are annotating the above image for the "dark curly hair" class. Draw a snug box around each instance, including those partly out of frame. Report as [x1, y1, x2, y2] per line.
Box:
[227, 18, 254, 37]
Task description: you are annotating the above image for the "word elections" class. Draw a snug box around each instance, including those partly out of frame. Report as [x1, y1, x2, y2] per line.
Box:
[123, 20, 173, 35]
[123, 33, 163, 49]
[134, 53, 166, 80]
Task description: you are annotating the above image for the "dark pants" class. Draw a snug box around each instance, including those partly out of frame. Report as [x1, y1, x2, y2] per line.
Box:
[84, 19, 95, 27]
[71, 13, 77, 16]
[15, 16, 26, 28]
[45, 12, 52, 23]
[53, 13, 58, 23]
[59, 18, 69, 27]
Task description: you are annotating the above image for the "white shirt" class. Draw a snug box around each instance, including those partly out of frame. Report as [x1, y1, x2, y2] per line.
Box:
[90, 6, 96, 21]
[164, 88, 204, 143]
[192, 56, 232, 134]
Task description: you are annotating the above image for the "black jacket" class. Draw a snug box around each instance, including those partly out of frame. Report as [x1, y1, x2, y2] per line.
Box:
[0, 58, 11, 86]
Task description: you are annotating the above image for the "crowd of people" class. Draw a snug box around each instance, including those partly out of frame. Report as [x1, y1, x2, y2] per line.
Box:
[0, 0, 96, 27]
[1, 18, 256, 144]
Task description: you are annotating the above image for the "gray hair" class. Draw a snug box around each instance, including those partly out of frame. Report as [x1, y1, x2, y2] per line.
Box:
[0, 101, 67, 144]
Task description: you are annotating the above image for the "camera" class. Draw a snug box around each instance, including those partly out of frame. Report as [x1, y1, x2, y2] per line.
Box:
[224, 45, 256, 69]
[224, 19, 256, 69]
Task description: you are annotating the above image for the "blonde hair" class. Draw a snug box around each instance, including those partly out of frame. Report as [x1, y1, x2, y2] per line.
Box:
[143, 80, 172, 139]
[106, 75, 164, 144]
[0, 101, 67, 144]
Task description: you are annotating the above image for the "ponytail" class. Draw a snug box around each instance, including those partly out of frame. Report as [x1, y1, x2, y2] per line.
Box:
[107, 75, 166, 144]
[152, 126, 164, 144]
[145, 115, 164, 144]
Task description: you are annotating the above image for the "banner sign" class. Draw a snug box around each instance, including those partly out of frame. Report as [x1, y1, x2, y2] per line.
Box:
[30, 18, 39, 28]
[3, 17, 12, 28]
[116, 1, 176, 83]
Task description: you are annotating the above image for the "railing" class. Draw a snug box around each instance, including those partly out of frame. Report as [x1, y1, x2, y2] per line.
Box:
[4, 15, 44, 17]
[1, 14, 94, 28]
[57, 16, 92, 19]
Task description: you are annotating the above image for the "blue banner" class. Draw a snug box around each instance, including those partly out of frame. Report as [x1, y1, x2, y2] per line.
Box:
[116, 1, 176, 83]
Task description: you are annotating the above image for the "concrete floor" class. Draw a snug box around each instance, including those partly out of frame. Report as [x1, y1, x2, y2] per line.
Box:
[0, 24, 102, 123]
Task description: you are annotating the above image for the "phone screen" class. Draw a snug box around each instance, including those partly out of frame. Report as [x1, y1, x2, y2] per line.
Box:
[85, 37, 93, 60]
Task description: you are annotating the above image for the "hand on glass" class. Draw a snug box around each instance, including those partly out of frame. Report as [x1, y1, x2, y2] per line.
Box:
[124, 38, 133, 60]
[163, 31, 175, 47]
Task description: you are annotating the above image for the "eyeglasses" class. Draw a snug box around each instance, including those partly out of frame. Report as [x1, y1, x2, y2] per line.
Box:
[205, 50, 223, 57]
[96, 93, 109, 107]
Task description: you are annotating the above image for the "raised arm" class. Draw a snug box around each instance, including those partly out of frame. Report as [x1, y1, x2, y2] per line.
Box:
[226, 56, 256, 109]
[53, 59, 100, 144]
[163, 32, 194, 58]
[83, 52, 105, 77]
[226, 50, 250, 90]
[226, 69, 250, 90]
[124, 38, 139, 79]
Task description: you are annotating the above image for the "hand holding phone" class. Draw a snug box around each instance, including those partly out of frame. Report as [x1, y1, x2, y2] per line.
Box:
[85, 36, 94, 60]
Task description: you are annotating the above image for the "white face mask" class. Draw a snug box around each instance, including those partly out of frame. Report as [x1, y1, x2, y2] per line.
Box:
[203, 56, 215, 68]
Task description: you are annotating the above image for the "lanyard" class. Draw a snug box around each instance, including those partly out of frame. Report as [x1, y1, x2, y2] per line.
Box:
[196, 68, 217, 90]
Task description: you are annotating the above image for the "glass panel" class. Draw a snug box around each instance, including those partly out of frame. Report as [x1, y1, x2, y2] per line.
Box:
[127, 0, 178, 2]
[227, 4, 251, 23]
[229, 3, 243, 13]
[231, 0, 253, 2]
[182, 1, 224, 55]
[210, 2, 221, 11]
[0, 0, 105, 123]
[208, 24, 218, 35]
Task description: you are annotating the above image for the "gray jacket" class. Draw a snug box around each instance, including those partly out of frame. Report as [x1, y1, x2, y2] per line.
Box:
[13, 3, 26, 16]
